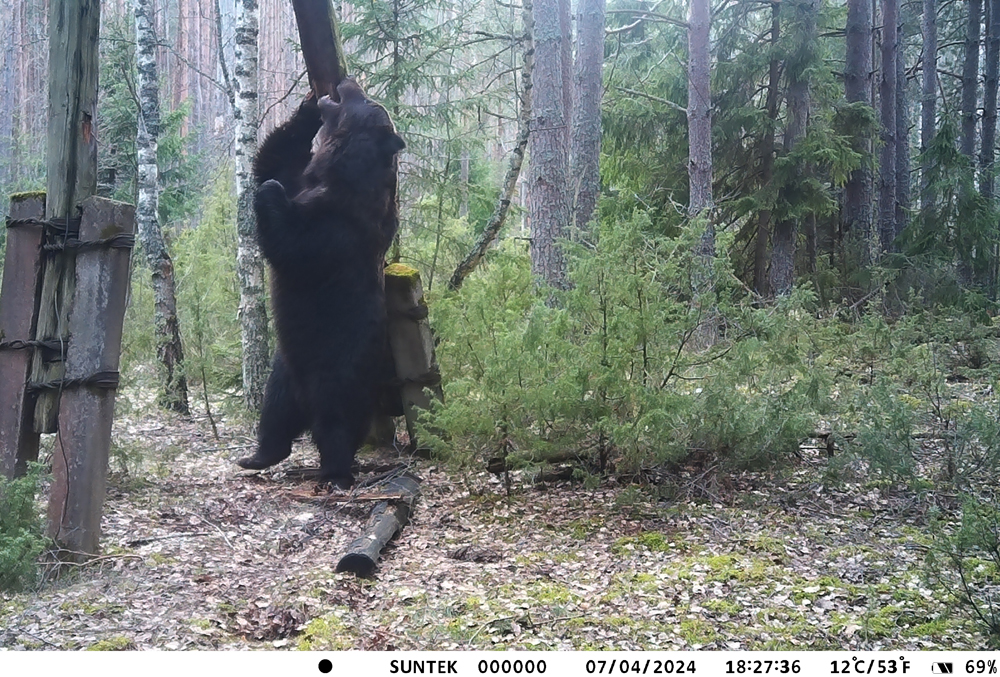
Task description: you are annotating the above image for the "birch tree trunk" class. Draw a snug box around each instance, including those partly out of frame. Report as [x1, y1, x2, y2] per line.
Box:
[235, 0, 270, 411]
[962, 0, 982, 160]
[448, 0, 534, 292]
[921, 0, 937, 212]
[528, 0, 571, 289]
[878, 0, 899, 255]
[982, 0, 1000, 201]
[570, 0, 605, 237]
[135, 0, 190, 414]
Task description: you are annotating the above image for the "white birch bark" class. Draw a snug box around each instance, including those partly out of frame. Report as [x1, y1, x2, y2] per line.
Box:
[234, 0, 270, 411]
[135, 0, 190, 414]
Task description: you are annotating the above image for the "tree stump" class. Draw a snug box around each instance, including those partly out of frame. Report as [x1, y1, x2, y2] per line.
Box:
[384, 264, 442, 448]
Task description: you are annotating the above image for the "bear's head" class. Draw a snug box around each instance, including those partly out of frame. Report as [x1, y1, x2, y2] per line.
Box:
[316, 78, 405, 161]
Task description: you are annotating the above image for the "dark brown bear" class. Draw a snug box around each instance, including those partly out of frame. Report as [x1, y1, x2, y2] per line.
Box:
[237, 78, 405, 488]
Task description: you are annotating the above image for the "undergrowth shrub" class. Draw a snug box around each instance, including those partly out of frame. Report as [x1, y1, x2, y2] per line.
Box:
[420, 212, 827, 476]
[927, 496, 1000, 646]
[0, 464, 47, 592]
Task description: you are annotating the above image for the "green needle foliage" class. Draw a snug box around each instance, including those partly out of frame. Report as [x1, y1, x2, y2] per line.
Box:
[0, 464, 47, 592]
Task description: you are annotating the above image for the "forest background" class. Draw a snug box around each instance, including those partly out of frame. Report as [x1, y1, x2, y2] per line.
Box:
[2, 0, 1000, 650]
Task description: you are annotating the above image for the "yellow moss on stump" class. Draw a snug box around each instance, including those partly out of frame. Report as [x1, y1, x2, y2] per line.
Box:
[385, 263, 421, 282]
[8, 190, 46, 202]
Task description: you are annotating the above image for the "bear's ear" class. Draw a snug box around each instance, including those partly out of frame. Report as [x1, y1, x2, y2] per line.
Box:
[381, 131, 406, 156]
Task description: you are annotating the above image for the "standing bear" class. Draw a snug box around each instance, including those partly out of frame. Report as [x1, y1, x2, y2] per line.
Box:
[236, 78, 405, 488]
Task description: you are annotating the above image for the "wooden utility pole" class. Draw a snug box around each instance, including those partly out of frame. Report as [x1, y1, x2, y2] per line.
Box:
[31, 0, 101, 433]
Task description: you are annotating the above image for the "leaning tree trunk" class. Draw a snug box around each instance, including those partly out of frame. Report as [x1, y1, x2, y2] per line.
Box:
[982, 0, 1000, 201]
[234, 0, 270, 412]
[921, 0, 937, 212]
[895, 19, 910, 242]
[962, 0, 982, 160]
[570, 0, 605, 237]
[135, 0, 190, 414]
[878, 0, 899, 255]
[528, 0, 571, 289]
[448, 0, 534, 292]
[754, 3, 780, 296]
[770, 0, 816, 296]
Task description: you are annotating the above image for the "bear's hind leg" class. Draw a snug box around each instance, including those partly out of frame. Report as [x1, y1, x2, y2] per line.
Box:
[237, 352, 308, 471]
[311, 415, 368, 489]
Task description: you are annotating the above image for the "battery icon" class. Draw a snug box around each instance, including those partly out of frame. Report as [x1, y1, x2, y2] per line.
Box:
[932, 664, 954, 674]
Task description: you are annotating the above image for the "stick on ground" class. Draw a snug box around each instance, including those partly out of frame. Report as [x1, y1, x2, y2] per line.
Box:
[335, 473, 421, 577]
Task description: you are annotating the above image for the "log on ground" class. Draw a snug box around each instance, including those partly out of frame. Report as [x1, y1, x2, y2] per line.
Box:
[335, 473, 421, 578]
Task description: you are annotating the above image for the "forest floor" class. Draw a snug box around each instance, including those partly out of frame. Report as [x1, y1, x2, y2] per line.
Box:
[0, 406, 990, 651]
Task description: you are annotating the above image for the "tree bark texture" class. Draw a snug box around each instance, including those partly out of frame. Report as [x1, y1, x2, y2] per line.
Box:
[982, 0, 1000, 201]
[235, 0, 270, 412]
[32, 0, 101, 433]
[921, 0, 937, 211]
[571, 0, 605, 237]
[844, 0, 874, 264]
[135, 0, 190, 415]
[448, 0, 534, 292]
[962, 0, 982, 160]
[895, 20, 910, 241]
[754, 4, 781, 296]
[528, 0, 571, 288]
[770, 0, 817, 296]
[559, 0, 573, 153]
[687, 0, 713, 236]
[878, 0, 899, 255]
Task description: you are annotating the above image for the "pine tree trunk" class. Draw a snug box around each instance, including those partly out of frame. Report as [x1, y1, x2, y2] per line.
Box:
[962, 0, 982, 160]
[754, 4, 780, 296]
[235, 0, 270, 412]
[687, 0, 712, 226]
[770, 0, 816, 296]
[570, 0, 604, 237]
[844, 0, 874, 263]
[559, 0, 573, 153]
[879, 0, 899, 255]
[135, 0, 190, 415]
[982, 0, 1000, 201]
[895, 20, 910, 241]
[528, 0, 571, 288]
[921, 0, 937, 212]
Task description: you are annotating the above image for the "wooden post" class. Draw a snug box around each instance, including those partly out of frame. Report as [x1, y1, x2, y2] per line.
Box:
[0, 193, 46, 479]
[31, 0, 101, 433]
[290, 0, 347, 98]
[47, 197, 135, 556]
[384, 264, 443, 447]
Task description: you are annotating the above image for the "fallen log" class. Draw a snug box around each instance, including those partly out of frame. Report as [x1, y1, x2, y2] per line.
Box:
[336, 473, 420, 578]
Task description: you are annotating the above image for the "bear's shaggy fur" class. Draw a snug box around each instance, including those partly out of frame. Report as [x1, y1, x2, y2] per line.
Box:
[237, 79, 405, 488]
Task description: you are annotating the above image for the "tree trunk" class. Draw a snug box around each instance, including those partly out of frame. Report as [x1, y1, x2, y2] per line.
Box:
[844, 0, 874, 267]
[528, 0, 571, 289]
[135, 0, 190, 414]
[982, 0, 1000, 200]
[895, 19, 910, 241]
[754, 4, 780, 296]
[878, 0, 899, 255]
[235, 0, 270, 412]
[449, 0, 534, 292]
[921, 0, 937, 212]
[687, 0, 712, 226]
[559, 0, 573, 153]
[770, 0, 816, 296]
[570, 0, 605, 237]
[962, 0, 982, 160]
